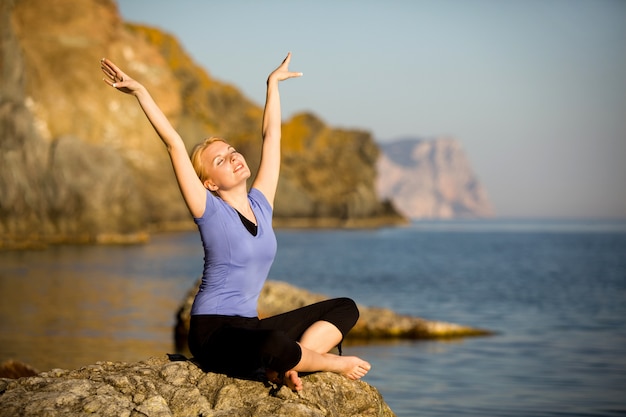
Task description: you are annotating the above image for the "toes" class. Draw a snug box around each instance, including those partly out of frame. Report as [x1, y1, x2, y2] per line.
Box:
[284, 370, 303, 391]
[347, 364, 371, 380]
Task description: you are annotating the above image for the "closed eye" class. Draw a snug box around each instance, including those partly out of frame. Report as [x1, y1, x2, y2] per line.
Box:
[213, 146, 236, 166]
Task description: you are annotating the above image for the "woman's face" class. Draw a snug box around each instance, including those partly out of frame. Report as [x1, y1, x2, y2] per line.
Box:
[201, 140, 251, 192]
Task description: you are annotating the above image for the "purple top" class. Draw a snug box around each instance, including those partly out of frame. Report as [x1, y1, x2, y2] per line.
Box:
[190, 188, 277, 317]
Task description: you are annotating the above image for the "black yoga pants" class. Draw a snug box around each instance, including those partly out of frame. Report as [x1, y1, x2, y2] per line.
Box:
[188, 297, 359, 377]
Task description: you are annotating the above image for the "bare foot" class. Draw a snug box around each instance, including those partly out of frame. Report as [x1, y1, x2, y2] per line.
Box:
[328, 354, 371, 380]
[284, 370, 303, 391]
[265, 369, 303, 391]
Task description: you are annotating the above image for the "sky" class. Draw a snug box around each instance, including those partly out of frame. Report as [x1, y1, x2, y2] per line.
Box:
[117, 0, 626, 219]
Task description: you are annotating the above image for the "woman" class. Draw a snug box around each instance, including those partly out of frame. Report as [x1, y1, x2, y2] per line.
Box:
[100, 53, 370, 391]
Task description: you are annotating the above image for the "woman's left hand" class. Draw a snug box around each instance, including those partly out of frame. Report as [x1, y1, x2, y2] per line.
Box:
[268, 52, 303, 84]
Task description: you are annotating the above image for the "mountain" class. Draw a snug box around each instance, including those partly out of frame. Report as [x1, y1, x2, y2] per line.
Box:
[0, 0, 402, 249]
[376, 138, 494, 219]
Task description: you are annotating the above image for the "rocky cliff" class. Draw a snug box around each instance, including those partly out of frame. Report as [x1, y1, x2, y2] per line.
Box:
[376, 138, 494, 219]
[0, 0, 403, 249]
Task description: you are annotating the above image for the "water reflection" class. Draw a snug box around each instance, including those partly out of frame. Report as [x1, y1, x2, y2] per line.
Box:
[0, 234, 201, 372]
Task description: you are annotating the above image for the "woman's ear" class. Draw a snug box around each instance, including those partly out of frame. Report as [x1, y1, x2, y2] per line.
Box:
[204, 179, 218, 191]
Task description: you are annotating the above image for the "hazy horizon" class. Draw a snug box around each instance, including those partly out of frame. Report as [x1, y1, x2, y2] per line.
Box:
[117, 0, 626, 220]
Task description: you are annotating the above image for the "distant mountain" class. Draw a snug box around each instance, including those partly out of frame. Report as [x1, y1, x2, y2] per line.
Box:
[376, 138, 494, 219]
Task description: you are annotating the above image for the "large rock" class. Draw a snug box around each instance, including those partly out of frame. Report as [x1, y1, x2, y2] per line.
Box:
[175, 280, 492, 350]
[0, 354, 396, 417]
[377, 138, 494, 219]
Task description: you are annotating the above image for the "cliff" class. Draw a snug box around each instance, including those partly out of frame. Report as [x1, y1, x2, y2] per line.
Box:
[0, 354, 396, 417]
[0, 0, 403, 249]
[376, 138, 494, 219]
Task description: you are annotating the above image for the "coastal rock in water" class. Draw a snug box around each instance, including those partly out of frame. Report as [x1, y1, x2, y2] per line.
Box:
[175, 280, 492, 349]
[377, 138, 494, 219]
[0, 355, 396, 417]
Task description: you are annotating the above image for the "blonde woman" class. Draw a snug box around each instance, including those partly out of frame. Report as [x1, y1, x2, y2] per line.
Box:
[101, 53, 370, 391]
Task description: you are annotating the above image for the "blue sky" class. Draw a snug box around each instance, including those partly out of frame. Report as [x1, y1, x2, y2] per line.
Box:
[117, 0, 626, 219]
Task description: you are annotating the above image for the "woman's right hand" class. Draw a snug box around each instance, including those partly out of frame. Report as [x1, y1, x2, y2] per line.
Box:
[100, 58, 142, 95]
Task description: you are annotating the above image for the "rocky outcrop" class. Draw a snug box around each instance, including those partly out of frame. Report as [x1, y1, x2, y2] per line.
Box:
[0, 0, 403, 249]
[0, 354, 396, 417]
[275, 114, 403, 227]
[377, 138, 494, 219]
[0, 360, 38, 379]
[175, 280, 492, 350]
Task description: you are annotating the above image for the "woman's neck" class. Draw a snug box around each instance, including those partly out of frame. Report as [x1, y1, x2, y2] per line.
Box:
[219, 189, 256, 224]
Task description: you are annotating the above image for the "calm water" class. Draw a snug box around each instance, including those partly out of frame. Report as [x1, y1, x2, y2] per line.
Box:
[1, 219, 625, 416]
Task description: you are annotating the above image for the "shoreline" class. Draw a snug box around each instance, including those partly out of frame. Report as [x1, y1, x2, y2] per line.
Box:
[0, 215, 409, 251]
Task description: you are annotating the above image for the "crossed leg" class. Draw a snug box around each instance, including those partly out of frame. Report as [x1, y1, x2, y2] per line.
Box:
[279, 320, 371, 391]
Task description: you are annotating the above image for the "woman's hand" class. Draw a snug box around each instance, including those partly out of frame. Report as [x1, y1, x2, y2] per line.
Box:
[100, 58, 142, 95]
[267, 52, 303, 84]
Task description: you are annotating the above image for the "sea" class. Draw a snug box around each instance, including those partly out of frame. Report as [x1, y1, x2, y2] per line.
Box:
[1, 219, 625, 416]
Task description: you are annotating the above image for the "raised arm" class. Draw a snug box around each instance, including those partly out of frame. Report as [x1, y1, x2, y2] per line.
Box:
[251, 53, 302, 207]
[100, 58, 207, 218]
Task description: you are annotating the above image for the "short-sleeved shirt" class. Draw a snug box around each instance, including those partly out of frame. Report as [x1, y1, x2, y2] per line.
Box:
[190, 188, 277, 317]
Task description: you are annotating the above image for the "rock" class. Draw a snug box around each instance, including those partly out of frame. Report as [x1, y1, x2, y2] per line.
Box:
[353, 307, 492, 339]
[377, 138, 494, 219]
[0, 354, 396, 417]
[175, 280, 492, 350]
[0, 360, 39, 379]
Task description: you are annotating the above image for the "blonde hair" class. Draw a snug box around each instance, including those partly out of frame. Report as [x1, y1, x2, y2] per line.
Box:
[190, 137, 226, 182]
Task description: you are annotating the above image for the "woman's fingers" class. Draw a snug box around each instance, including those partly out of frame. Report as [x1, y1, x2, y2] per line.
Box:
[100, 58, 133, 91]
[100, 58, 127, 84]
[101, 58, 122, 75]
[269, 53, 302, 82]
[282, 52, 292, 66]
[100, 59, 115, 78]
